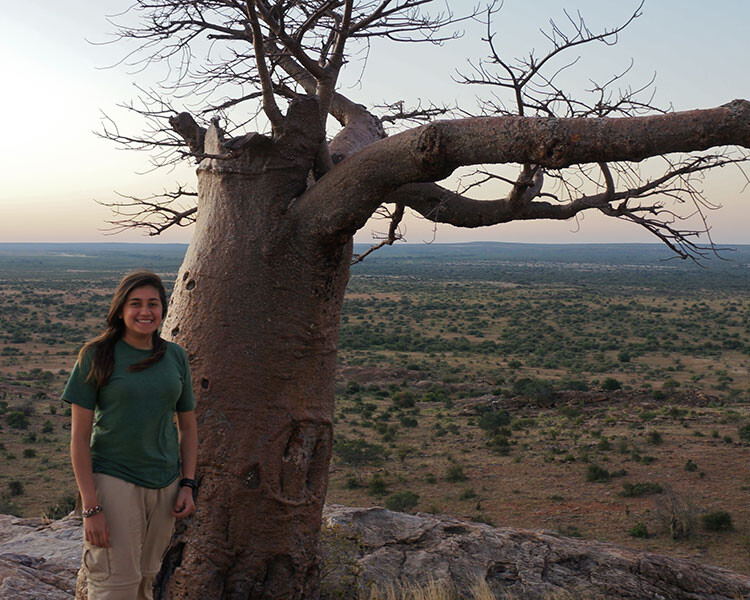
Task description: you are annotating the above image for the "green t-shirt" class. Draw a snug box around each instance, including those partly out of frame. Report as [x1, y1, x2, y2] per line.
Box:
[62, 339, 195, 489]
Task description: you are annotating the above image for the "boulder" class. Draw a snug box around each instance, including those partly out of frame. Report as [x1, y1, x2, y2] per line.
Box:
[323, 505, 750, 600]
[2, 509, 749, 599]
[0, 514, 81, 599]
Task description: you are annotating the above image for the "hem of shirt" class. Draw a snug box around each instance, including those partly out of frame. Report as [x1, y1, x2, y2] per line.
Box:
[92, 467, 180, 490]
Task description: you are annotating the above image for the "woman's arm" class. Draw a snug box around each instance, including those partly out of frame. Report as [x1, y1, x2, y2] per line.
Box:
[70, 404, 109, 547]
[173, 410, 198, 518]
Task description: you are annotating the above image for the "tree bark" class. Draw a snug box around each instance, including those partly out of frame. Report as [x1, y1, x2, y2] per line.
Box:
[154, 101, 353, 599]
[295, 100, 750, 239]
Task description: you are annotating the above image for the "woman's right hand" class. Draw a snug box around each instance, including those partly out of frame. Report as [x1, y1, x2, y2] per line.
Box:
[84, 511, 110, 548]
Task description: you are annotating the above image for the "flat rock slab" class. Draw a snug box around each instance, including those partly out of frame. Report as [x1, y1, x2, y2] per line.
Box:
[323, 505, 750, 600]
[2, 510, 749, 599]
[0, 514, 82, 600]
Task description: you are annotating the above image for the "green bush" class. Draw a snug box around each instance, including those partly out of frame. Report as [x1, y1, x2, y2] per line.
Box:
[512, 378, 555, 403]
[646, 430, 664, 445]
[477, 410, 511, 432]
[367, 475, 388, 497]
[5, 411, 29, 430]
[45, 494, 77, 520]
[586, 464, 610, 483]
[601, 378, 622, 391]
[459, 488, 477, 500]
[629, 522, 649, 538]
[399, 416, 418, 428]
[487, 433, 511, 455]
[334, 438, 385, 470]
[701, 510, 733, 532]
[384, 491, 419, 513]
[620, 482, 663, 497]
[0, 498, 22, 517]
[684, 459, 698, 472]
[445, 464, 467, 483]
[8, 480, 24, 496]
[391, 391, 416, 409]
[739, 423, 750, 443]
[22, 448, 37, 459]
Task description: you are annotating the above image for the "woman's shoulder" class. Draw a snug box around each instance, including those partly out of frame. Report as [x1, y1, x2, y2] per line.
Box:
[165, 340, 189, 359]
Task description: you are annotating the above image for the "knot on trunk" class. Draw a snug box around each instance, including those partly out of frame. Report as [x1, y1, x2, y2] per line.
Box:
[414, 122, 452, 180]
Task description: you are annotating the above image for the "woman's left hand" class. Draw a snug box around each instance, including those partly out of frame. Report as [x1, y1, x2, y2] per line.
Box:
[172, 486, 196, 518]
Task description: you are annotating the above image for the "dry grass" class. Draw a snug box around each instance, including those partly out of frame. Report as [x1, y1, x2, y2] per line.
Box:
[361, 579, 592, 600]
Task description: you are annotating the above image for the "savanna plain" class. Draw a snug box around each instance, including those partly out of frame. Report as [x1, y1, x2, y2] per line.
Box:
[0, 242, 748, 576]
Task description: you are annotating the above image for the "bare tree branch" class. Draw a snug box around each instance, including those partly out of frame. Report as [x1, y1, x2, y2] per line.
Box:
[296, 102, 750, 243]
[351, 203, 405, 263]
[97, 186, 198, 235]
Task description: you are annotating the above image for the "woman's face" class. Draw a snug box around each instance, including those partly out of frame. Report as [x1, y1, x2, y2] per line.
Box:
[120, 285, 163, 339]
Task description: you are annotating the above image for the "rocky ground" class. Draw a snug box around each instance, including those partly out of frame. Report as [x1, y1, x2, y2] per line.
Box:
[2, 507, 749, 600]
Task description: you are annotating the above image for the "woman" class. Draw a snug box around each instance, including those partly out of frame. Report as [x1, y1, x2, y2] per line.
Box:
[63, 270, 197, 600]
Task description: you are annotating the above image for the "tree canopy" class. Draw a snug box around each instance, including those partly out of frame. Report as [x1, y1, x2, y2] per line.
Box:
[100, 0, 750, 260]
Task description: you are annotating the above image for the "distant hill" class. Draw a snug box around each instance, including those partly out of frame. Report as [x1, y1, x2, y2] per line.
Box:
[0, 242, 747, 290]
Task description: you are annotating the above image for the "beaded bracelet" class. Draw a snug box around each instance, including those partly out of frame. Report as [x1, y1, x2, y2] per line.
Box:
[82, 505, 103, 518]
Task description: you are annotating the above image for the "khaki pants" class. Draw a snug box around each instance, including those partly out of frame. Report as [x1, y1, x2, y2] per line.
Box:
[83, 473, 179, 600]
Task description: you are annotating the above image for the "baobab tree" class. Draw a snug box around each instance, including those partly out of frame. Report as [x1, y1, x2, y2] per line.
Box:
[91, 1, 750, 598]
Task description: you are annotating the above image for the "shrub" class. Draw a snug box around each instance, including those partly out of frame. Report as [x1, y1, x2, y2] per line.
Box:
[601, 378, 622, 391]
[0, 498, 22, 517]
[512, 378, 555, 403]
[558, 405, 581, 419]
[739, 423, 750, 443]
[620, 482, 663, 498]
[459, 488, 477, 500]
[391, 391, 416, 409]
[471, 514, 495, 526]
[655, 486, 696, 540]
[41, 420, 54, 434]
[629, 522, 649, 538]
[684, 459, 698, 472]
[22, 448, 37, 459]
[701, 510, 733, 532]
[367, 475, 388, 497]
[646, 430, 664, 445]
[396, 414, 417, 427]
[5, 411, 29, 430]
[334, 438, 386, 472]
[8, 480, 24, 496]
[477, 410, 511, 432]
[445, 464, 467, 483]
[586, 464, 610, 483]
[344, 475, 361, 489]
[487, 433, 511, 455]
[561, 379, 589, 391]
[384, 491, 419, 513]
[45, 494, 77, 520]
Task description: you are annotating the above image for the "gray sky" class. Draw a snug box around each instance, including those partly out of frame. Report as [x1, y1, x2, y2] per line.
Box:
[2, 1, 749, 244]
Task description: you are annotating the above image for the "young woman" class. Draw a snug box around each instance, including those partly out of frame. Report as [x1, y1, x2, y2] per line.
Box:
[63, 270, 198, 600]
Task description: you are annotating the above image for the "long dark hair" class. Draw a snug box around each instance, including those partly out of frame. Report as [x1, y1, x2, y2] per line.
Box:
[78, 270, 169, 389]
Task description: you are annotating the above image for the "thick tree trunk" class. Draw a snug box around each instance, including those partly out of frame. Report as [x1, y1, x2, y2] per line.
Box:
[155, 104, 348, 599]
